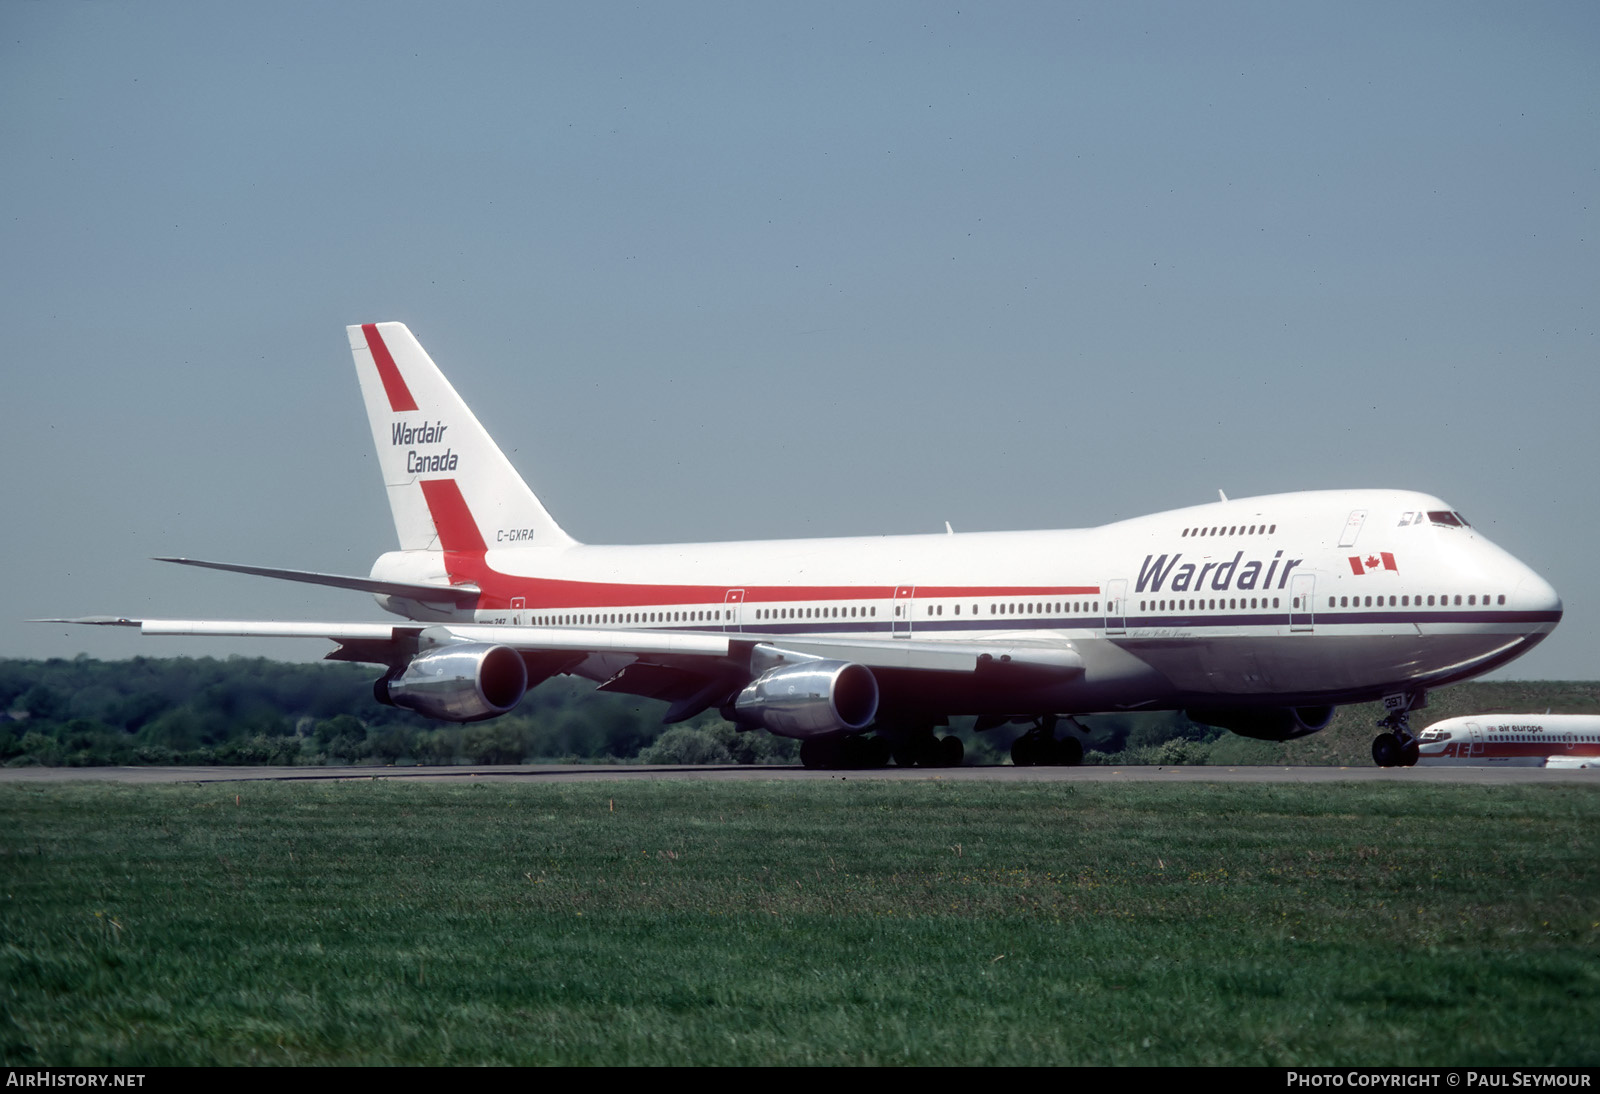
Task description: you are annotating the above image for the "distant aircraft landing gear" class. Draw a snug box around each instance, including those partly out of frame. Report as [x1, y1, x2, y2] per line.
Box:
[1371, 700, 1422, 768]
[1010, 715, 1085, 767]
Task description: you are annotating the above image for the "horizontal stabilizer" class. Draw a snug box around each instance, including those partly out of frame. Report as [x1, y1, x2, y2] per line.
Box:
[155, 557, 480, 606]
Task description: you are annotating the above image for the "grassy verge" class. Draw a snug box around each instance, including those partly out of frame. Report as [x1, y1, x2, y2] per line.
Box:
[3, 779, 1597, 1065]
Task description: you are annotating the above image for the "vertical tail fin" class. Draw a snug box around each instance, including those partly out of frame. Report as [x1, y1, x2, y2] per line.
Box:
[347, 323, 577, 553]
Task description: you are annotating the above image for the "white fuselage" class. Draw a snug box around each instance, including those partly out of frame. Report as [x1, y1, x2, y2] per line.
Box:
[1417, 714, 1600, 768]
[370, 487, 1561, 718]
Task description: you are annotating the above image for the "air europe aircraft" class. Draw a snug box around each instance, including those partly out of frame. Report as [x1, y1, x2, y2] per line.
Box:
[1415, 715, 1600, 769]
[56, 323, 1564, 768]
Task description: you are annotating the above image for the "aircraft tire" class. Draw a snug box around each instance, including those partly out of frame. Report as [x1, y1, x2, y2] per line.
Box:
[1056, 736, 1083, 767]
[1371, 733, 1401, 768]
[937, 734, 964, 767]
[1401, 740, 1420, 767]
[860, 734, 891, 769]
[1011, 736, 1035, 766]
[801, 738, 842, 769]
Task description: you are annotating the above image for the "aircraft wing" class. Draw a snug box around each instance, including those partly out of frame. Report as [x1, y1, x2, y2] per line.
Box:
[46, 616, 1085, 725]
[153, 558, 481, 607]
[47, 616, 1082, 674]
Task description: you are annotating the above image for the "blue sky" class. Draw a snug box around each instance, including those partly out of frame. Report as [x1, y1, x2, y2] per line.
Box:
[4, 2, 1597, 679]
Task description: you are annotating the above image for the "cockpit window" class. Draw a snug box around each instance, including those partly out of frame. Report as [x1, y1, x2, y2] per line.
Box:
[1427, 510, 1464, 528]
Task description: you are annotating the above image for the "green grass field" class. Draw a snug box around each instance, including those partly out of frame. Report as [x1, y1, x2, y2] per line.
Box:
[3, 779, 1597, 1065]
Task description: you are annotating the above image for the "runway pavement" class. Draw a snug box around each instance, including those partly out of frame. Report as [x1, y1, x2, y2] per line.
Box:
[2, 763, 1596, 785]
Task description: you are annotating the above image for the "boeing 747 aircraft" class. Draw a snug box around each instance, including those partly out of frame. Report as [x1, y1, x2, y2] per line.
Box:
[55, 323, 1564, 768]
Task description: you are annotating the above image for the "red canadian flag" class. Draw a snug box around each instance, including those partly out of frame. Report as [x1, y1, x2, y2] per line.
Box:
[1348, 552, 1398, 576]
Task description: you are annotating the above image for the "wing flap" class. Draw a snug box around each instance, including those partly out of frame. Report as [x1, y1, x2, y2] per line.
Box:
[742, 635, 1085, 676]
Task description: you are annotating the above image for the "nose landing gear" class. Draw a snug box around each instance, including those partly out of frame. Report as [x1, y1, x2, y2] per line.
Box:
[1371, 696, 1423, 767]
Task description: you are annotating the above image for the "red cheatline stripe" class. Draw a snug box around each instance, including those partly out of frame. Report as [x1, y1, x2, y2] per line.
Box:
[912, 585, 1100, 598]
[362, 323, 418, 412]
[464, 573, 1104, 611]
[406, 481, 1108, 608]
[420, 479, 486, 554]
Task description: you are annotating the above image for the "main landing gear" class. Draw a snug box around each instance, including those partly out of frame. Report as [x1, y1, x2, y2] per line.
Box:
[1010, 715, 1085, 767]
[798, 728, 965, 770]
[1371, 697, 1423, 768]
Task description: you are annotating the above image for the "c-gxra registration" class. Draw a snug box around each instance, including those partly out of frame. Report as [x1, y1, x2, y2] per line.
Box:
[58, 323, 1563, 768]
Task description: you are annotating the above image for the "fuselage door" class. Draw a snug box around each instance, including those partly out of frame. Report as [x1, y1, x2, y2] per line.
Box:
[1467, 722, 1486, 758]
[1290, 573, 1316, 632]
[510, 597, 527, 625]
[892, 585, 915, 638]
[1338, 510, 1368, 548]
[1105, 579, 1127, 636]
[723, 588, 746, 633]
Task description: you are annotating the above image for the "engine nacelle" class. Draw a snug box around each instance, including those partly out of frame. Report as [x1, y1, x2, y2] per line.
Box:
[733, 660, 879, 739]
[1186, 705, 1337, 741]
[375, 643, 528, 722]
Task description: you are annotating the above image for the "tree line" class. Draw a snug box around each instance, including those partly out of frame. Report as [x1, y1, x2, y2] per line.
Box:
[0, 655, 788, 767]
[8, 655, 1590, 767]
[0, 655, 1216, 767]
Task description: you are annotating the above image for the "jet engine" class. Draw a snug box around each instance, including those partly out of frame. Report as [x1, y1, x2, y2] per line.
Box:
[375, 643, 528, 722]
[732, 659, 879, 739]
[1186, 705, 1336, 741]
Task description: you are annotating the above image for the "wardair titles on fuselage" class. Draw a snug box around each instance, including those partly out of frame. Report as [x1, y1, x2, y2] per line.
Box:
[1137, 550, 1304, 594]
[392, 420, 458, 474]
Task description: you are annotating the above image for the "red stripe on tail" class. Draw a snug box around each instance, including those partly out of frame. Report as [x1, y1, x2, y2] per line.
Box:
[420, 479, 486, 554]
[362, 324, 418, 412]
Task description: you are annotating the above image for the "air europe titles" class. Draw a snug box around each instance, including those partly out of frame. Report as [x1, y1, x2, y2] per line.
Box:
[392, 420, 458, 474]
[1137, 550, 1303, 594]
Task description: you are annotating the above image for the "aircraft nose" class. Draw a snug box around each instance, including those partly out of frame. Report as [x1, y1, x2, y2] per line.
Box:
[1515, 569, 1563, 624]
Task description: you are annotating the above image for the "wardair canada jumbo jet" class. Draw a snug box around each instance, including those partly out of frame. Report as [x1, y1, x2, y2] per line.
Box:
[56, 323, 1564, 768]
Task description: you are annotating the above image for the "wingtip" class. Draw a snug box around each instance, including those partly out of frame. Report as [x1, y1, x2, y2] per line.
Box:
[32, 616, 142, 627]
